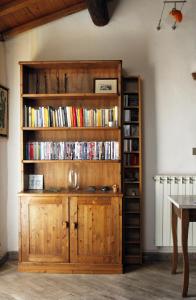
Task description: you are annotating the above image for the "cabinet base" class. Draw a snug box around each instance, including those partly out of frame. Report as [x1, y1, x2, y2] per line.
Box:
[18, 262, 123, 274]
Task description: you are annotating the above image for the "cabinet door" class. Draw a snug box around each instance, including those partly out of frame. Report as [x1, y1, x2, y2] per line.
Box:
[20, 196, 69, 263]
[70, 197, 121, 264]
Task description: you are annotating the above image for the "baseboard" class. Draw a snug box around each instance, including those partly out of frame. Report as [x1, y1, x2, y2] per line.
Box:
[8, 251, 18, 261]
[143, 252, 196, 263]
[6, 251, 196, 264]
[0, 252, 8, 266]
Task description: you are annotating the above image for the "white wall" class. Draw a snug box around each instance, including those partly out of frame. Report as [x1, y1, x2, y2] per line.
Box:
[0, 42, 7, 257]
[3, 0, 196, 252]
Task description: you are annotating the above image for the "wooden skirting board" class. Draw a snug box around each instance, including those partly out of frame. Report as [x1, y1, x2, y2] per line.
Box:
[18, 262, 123, 274]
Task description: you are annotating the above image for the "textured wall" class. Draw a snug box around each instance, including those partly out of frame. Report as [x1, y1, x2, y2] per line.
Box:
[2, 0, 196, 252]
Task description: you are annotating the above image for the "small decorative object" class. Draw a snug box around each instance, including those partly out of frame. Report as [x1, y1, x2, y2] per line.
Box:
[100, 186, 110, 192]
[169, 8, 183, 22]
[156, 0, 186, 31]
[112, 184, 118, 193]
[29, 175, 43, 190]
[86, 186, 96, 192]
[64, 74, 67, 92]
[36, 72, 39, 93]
[94, 78, 118, 94]
[108, 121, 115, 127]
[46, 187, 62, 192]
[68, 167, 79, 190]
[44, 72, 48, 93]
[0, 85, 8, 137]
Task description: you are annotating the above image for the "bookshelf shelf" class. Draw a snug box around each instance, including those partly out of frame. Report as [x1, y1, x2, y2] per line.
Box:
[122, 76, 142, 266]
[124, 106, 139, 109]
[123, 165, 140, 168]
[19, 60, 123, 274]
[22, 127, 121, 131]
[125, 210, 140, 214]
[125, 241, 140, 244]
[23, 160, 121, 164]
[22, 93, 119, 99]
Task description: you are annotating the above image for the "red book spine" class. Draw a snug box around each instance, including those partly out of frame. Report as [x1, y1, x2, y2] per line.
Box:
[73, 107, 77, 127]
[30, 142, 34, 160]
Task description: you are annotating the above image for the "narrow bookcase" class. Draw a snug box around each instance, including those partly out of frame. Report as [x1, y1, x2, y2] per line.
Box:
[122, 76, 142, 265]
[18, 60, 123, 274]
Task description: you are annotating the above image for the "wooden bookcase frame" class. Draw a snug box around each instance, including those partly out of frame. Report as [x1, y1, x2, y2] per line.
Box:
[18, 60, 123, 274]
[122, 76, 143, 265]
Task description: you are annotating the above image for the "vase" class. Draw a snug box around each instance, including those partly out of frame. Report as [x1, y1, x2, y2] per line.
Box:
[68, 167, 79, 190]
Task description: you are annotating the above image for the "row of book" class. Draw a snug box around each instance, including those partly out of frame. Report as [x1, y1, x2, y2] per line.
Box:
[124, 139, 139, 152]
[123, 125, 139, 137]
[123, 153, 139, 166]
[124, 94, 138, 107]
[25, 141, 119, 160]
[24, 105, 118, 128]
[124, 109, 138, 122]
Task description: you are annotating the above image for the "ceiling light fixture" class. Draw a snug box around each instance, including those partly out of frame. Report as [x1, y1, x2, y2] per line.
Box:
[157, 1, 186, 31]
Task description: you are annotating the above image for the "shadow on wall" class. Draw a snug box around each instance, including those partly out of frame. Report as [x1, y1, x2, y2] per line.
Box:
[108, 0, 121, 19]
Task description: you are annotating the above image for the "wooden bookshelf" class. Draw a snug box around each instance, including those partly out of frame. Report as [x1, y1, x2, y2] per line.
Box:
[18, 60, 123, 274]
[122, 76, 143, 265]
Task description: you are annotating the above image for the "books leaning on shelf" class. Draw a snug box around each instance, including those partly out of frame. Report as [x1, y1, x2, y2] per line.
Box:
[24, 105, 118, 128]
[124, 109, 138, 122]
[124, 94, 138, 107]
[25, 141, 119, 161]
[123, 125, 139, 137]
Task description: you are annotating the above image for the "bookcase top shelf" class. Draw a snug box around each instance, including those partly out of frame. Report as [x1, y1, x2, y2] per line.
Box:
[22, 93, 119, 99]
[19, 60, 122, 69]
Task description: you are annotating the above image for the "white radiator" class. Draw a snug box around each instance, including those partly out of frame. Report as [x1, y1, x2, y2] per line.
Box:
[154, 175, 196, 247]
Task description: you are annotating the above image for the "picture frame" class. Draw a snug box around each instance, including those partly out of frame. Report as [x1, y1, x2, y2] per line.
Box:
[0, 85, 8, 137]
[28, 174, 44, 190]
[94, 78, 118, 94]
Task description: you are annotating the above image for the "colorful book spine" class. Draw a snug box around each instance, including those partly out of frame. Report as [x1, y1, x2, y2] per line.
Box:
[24, 105, 119, 128]
[25, 141, 119, 161]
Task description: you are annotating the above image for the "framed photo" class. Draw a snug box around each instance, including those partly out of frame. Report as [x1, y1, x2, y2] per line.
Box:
[94, 78, 118, 94]
[28, 175, 43, 190]
[0, 85, 8, 137]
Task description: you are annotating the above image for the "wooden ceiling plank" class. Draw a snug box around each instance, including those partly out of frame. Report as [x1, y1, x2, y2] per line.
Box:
[2, 1, 87, 40]
[0, 0, 38, 17]
[86, 0, 109, 26]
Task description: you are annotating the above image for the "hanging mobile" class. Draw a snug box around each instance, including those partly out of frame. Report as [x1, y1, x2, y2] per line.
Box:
[156, 1, 186, 31]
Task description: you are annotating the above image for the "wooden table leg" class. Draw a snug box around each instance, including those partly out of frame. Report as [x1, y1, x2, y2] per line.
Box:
[181, 210, 189, 298]
[171, 203, 178, 274]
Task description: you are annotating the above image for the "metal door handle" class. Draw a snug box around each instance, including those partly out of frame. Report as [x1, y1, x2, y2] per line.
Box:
[62, 221, 69, 228]
[73, 222, 78, 229]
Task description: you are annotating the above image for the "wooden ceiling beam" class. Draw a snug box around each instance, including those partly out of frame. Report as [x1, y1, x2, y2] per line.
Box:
[86, 0, 109, 26]
[0, 0, 37, 17]
[1, 1, 87, 40]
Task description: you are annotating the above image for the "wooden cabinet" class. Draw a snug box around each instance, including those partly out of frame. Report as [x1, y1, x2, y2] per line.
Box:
[19, 194, 122, 273]
[70, 196, 121, 264]
[20, 196, 69, 263]
[18, 60, 123, 273]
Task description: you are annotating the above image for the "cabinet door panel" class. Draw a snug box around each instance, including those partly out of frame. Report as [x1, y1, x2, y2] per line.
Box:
[70, 197, 121, 264]
[20, 196, 69, 263]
